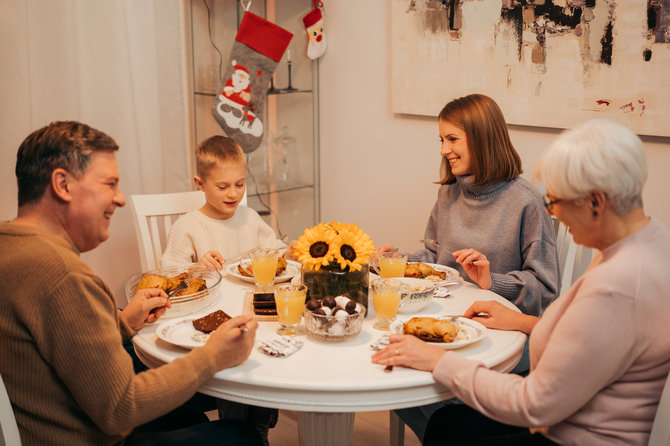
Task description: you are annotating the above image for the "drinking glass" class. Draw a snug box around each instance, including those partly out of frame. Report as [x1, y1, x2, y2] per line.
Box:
[274, 283, 308, 335]
[372, 252, 408, 278]
[241, 248, 280, 292]
[371, 278, 403, 330]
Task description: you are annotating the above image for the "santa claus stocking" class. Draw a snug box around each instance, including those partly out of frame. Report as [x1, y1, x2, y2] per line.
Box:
[212, 11, 293, 153]
[303, 0, 326, 60]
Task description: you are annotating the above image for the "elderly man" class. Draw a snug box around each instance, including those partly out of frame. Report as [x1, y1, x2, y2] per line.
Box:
[0, 121, 262, 446]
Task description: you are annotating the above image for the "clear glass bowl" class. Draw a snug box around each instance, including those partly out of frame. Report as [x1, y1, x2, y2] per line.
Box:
[124, 264, 221, 319]
[303, 305, 366, 342]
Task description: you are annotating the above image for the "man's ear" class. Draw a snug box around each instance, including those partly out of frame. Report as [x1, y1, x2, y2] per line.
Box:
[52, 168, 73, 202]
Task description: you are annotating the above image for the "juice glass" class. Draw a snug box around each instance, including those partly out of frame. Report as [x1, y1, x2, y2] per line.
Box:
[274, 283, 308, 335]
[241, 248, 279, 291]
[371, 278, 403, 330]
[372, 252, 408, 278]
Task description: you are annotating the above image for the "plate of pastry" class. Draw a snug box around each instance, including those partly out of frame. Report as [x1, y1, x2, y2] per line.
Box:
[224, 259, 300, 284]
[399, 316, 485, 350]
[155, 310, 231, 349]
[369, 262, 462, 287]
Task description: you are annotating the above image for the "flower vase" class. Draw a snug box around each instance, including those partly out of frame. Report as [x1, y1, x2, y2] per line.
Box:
[301, 264, 370, 316]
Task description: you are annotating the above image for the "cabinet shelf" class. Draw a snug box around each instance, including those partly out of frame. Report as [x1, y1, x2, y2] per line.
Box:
[195, 89, 313, 97]
[187, 0, 320, 241]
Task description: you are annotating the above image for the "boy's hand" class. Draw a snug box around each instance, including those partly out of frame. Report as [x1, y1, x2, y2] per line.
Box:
[198, 250, 224, 270]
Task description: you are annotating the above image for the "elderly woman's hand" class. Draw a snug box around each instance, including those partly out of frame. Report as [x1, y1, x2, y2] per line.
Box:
[452, 248, 492, 290]
[465, 300, 539, 335]
[371, 334, 446, 372]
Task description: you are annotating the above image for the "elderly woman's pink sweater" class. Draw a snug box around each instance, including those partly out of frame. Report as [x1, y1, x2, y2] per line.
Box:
[433, 218, 670, 445]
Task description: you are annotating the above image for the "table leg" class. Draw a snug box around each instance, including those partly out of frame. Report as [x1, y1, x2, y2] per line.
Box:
[297, 412, 355, 446]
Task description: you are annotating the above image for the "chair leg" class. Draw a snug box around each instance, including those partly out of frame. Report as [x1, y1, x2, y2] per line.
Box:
[389, 410, 405, 446]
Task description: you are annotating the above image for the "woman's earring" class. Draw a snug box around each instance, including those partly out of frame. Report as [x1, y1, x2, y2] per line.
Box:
[592, 210, 598, 217]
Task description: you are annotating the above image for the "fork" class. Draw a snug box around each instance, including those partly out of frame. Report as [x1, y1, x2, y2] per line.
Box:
[167, 274, 193, 298]
[419, 239, 453, 256]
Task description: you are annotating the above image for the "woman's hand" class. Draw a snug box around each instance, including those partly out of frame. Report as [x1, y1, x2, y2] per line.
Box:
[203, 315, 259, 370]
[121, 288, 171, 330]
[371, 334, 445, 372]
[376, 244, 396, 255]
[464, 300, 538, 335]
[198, 250, 224, 270]
[452, 248, 492, 290]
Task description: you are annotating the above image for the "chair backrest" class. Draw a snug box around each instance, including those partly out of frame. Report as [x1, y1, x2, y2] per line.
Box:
[553, 217, 594, 293]
[649, 372, 670, 446]
[130, 190, 248, 272]
[0, 373, 21, 446]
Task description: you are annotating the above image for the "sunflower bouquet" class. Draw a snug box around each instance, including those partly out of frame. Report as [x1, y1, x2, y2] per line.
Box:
[294, 222, 375, 313]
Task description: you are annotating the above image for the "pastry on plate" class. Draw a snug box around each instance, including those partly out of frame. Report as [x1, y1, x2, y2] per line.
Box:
[192, 310, 232, 333]
[404, 263, 447, 280]
[403, 316, 458, 343]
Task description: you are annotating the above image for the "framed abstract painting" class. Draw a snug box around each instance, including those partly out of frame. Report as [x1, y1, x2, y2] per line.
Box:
[391, 0, 670, 137]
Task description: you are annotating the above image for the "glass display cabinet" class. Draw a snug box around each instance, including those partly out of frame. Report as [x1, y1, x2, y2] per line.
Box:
[187, 0, 320, 240]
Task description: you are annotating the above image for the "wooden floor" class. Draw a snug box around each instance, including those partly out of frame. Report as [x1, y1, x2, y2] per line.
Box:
[268, 410, 421, 446]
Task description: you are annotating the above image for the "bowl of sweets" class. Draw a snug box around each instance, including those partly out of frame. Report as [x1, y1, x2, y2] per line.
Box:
[302, 295, 366, 342]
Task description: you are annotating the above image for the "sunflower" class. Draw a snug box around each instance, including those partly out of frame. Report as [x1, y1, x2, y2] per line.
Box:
[293, 223, 336, 270]
[331, 225, 376, 271]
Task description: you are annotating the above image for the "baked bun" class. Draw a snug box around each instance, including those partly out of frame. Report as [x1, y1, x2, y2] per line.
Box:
[403, 317, 458, 343]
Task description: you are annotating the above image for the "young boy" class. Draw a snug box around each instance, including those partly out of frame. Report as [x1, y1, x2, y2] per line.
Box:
[161, 135, 284, 444]
[161, 135, 286, 269]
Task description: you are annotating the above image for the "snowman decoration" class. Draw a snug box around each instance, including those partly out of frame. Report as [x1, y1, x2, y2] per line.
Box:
[215, 61, 263, 137]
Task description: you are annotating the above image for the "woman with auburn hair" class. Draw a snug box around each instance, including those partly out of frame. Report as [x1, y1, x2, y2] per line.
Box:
[380, 93, 559, 317]
[374, 119, 670, 445]
[378, 94, 559, 440]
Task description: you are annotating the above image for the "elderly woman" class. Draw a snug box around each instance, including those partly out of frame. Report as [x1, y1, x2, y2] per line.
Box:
[372, 119, 670, 445]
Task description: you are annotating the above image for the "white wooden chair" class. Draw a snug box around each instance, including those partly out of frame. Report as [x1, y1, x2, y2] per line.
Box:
[129, 190, 207, 272]
[554, 218, 593, 294]
[0, 373, 21, 446]
[649, 372, 670, 446]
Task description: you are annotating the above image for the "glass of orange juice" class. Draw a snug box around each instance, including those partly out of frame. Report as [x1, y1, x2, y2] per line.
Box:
[371, 278, 403, 330]
[241, 248, 280, 291]
[274, 283, 308, 335]
[372, 252, 408, 278]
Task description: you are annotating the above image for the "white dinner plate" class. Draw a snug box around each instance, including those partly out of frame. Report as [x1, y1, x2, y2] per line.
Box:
[370, 262, 462, 287]
[399, 317, 486, 350]
[224, 259, 301, 284]
[156, 317, 211, 349]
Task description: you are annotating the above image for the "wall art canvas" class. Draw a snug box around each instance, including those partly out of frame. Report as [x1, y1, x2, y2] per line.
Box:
[391, 0, 670, 137]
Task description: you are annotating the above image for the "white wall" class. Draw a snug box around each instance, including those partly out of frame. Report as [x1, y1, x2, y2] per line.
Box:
[1, 0, 669, 300]
[318, 1, 670, 255]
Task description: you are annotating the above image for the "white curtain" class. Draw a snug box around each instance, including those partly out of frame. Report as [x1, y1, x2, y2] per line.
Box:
[0, 0, 194, 303]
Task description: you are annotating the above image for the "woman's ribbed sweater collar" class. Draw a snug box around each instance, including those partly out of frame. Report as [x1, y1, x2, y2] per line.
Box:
[457, 175, 511, 199]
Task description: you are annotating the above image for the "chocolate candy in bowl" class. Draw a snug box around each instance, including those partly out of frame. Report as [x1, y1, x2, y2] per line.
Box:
[125, 264, 221, 319]
[395, 277, 435, 314]
[303, 295, 366, 342]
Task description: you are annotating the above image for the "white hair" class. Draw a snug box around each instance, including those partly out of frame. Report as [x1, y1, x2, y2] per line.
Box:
[534, 119, 647, 215]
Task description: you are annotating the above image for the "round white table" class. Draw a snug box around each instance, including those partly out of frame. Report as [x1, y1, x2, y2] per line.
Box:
[132, 275, 526, 445]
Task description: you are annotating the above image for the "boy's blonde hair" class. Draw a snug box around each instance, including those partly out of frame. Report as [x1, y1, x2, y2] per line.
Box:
[195, 135, 246, 178]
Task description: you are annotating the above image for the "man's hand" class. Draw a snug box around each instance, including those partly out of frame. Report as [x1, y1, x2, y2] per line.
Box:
[121, 288, 170, 330]
[203, 315, 258, 370]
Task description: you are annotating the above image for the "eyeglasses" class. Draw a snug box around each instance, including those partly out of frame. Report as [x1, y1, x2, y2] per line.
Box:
[543, 195, 563, 214]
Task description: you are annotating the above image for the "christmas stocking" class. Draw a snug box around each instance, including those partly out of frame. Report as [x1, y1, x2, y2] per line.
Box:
[212, 11, 293, 153]
[302, 0, 326, 60]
